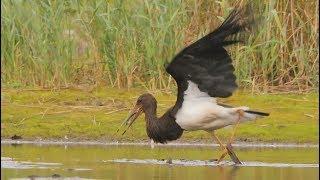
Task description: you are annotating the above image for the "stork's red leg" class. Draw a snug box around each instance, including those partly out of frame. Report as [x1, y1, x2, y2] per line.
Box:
[226, 143, 241, 164]
[212, 133, 228, 161]
[212, 109, 244, 164]
[228, 109, 244, 144]
[212, 132, 241, 164]
[221, 109, 244, 164]
[212, 132, 225, 149]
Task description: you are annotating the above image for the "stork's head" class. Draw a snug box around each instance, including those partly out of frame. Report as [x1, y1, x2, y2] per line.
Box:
[116, 93, 156, 135]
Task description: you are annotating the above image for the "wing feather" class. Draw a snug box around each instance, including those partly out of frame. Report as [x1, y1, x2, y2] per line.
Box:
[166, 3, 256, 116]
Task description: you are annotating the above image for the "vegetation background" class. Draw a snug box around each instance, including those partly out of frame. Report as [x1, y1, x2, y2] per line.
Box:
[1, 0, 318, 92]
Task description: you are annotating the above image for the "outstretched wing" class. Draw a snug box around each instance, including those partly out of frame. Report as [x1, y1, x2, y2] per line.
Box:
[166, 3, 256, 116]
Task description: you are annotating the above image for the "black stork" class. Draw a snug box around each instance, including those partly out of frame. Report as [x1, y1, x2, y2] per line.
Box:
[117, 3, 269, 164]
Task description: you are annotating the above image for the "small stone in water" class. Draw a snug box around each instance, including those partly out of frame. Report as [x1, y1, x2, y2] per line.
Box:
[52, 174, 61, 178]
[27, 174, 62, 179]
[166, 158, 172, 164]
[11, 135, 22, 140]
[208, 159, 218, 162]
[28, 175, 39, 179]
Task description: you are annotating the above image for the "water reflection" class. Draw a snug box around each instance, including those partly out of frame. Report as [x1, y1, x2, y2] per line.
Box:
[1, 143, 318, 180]
[226, 166, 240, 180]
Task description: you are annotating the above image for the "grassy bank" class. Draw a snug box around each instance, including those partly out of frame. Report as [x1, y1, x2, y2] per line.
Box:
[1, 0, 318, 91]
[1, 87, 318, 143]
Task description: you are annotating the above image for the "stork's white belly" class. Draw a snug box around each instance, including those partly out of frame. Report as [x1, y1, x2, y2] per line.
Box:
[175, 97, 232, 131]
[175, 81, 233, 131]
[175, 81, 259, 131]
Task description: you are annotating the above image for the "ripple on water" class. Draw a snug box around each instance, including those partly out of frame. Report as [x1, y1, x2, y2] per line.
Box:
[10, 177, 95, 180]
[105, 159, 319, 168]
[2, 157, 94, 180]
[1, 157, 62, 169]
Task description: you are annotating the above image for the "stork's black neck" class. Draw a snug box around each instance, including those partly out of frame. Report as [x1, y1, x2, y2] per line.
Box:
[143, 102, 183, 144]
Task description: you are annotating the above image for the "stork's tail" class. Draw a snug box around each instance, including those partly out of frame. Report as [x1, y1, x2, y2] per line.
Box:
[245, 110, 269, 116]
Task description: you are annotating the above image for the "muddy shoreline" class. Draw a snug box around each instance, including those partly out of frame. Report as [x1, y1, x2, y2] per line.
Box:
[1, 139, 318, 148]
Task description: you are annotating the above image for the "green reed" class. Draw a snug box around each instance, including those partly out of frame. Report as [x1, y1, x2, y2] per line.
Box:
[1, 0, 318, 92]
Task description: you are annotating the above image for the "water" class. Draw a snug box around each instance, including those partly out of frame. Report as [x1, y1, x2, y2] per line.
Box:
[1, 143, 319, 180]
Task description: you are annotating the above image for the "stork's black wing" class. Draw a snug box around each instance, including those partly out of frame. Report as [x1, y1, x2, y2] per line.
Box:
[166, 4, 256, 116]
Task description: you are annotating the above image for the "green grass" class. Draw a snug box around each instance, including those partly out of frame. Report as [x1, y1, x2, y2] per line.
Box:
[1, 0, 318, 91]
[1, 87, 318, 143]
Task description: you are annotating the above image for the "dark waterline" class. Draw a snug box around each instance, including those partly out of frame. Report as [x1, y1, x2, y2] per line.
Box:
[1, 143, 319, 180]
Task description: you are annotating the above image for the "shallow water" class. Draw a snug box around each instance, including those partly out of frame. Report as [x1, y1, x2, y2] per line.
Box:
[1, 143, 319, 180]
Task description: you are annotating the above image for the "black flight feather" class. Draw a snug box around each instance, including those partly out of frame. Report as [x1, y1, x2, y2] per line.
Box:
[166, 3, 257, 117]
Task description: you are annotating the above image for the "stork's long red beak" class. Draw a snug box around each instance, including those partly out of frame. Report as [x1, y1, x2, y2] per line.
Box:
[116, 104, 143, 135]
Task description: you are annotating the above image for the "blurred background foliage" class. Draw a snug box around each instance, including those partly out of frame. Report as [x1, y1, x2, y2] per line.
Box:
[1, 0, 318, 92]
